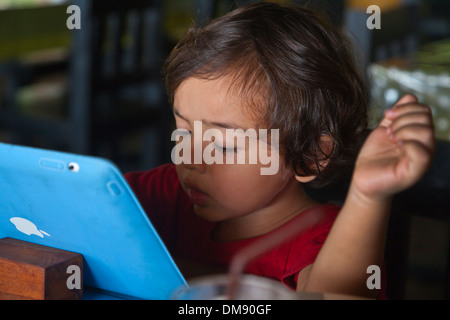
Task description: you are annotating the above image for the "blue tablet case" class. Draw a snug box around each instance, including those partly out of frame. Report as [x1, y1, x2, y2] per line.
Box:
[0, 142, 186, 299]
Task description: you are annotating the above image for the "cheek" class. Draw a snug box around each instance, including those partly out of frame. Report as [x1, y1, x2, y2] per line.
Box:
[209, 164, 289, 211]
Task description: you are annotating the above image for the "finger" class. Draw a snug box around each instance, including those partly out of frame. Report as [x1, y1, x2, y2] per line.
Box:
[378, 116, 393, 128]
[388, 111, 433, 134]
[389, 124, 435, 153]
[392, 94, 418, 108]
[385, 103, 432, 120]
[380, 94, 425, 128]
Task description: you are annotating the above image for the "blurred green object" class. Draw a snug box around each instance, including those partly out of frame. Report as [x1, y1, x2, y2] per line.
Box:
[163, 0, 197, 42]
[0, 0, 66, 9]
[369, 39, 450, 141]
[0, 4, 70, 61]
[162, 0, 238, 42]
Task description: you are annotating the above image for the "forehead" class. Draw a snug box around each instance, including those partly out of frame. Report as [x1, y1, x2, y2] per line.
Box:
[173, 76, 263, 129]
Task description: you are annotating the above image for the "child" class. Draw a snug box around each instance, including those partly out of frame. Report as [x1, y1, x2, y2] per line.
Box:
[125, 2, 434, 298]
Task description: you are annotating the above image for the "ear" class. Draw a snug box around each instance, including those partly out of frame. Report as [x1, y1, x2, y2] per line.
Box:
[294, 135, 334, 184]
[294, 174, 317, 183]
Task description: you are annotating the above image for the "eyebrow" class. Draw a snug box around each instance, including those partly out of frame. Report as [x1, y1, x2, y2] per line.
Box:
[173, 107, 246, 130]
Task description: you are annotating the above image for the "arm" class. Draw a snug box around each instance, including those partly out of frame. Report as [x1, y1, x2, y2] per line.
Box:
[297, 95, 435, 297]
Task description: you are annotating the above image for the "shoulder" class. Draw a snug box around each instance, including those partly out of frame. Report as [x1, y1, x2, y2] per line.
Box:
[124, 163, 188, 213]
[280, 204, 341, 288]
[306, 204, 340, 239]
[124, 163, 178, 188]
[288, 204, 340, 250]
[124, 163, 179, 197]
[123, 164, 193, 244]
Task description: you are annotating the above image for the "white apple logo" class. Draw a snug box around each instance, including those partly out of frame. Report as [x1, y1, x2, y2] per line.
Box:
[10, 217, 51, 238]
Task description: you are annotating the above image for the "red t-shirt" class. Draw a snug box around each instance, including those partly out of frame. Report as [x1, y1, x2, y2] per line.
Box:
[124, 163, 342, 290]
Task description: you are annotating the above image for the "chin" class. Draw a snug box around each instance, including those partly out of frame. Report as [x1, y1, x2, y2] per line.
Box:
[192, 205, 228, 222]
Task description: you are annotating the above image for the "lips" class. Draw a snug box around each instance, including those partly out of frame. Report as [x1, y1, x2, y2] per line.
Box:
[183, 182, 209, 206]
[188, 188, 209, 206]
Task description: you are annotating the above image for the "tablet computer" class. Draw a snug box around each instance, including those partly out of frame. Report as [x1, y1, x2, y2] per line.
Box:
[0, 142, 186, 299]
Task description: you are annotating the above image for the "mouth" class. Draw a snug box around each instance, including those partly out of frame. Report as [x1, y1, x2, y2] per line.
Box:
[184, 182, 209, 206]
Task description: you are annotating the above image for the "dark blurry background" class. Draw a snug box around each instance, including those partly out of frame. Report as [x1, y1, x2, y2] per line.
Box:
[0, 0, 449, 300]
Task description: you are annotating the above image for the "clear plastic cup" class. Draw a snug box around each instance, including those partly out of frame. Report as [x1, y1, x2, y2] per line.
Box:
[171, 274, 324, 300]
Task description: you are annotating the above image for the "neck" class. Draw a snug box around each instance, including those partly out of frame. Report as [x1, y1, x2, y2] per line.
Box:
[211, 181, 319, 242]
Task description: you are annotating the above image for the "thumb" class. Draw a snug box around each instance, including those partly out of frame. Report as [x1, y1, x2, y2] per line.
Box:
[392, 94, 418, 109]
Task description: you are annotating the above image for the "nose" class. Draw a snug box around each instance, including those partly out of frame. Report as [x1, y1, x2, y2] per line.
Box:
[180, 134, 207, 173]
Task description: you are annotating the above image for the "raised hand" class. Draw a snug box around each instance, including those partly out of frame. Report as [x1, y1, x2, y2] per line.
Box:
[303, 95, 435, 297]
[352, 94, 435, 203]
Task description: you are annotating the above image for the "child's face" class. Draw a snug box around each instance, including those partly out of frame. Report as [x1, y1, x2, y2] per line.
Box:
[173, 76, 298, 223]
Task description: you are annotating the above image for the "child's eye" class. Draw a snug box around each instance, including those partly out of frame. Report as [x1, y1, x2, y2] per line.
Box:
[214, 143, 237, 153]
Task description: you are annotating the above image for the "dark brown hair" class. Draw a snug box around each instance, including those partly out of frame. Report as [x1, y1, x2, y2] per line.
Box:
[163, 2, 368, 187]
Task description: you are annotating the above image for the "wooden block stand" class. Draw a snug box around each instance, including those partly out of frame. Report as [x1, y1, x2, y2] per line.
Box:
[0, 238, 83, 300]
